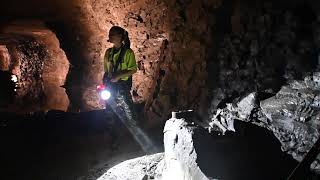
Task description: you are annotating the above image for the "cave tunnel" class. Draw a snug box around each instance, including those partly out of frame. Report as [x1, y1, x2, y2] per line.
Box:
[1, 0, 320, 179]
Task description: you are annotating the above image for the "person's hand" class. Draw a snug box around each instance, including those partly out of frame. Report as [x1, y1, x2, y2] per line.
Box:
[103, 72, 109, 84]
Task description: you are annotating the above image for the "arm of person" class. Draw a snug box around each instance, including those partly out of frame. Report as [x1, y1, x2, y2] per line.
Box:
[111, 69, 137, 81]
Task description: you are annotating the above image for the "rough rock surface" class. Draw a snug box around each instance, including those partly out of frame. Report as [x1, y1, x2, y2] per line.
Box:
[0, 21, 69, 112]
[204, 1, 320, 173]
[103, 111, 298, 179]
[2, 0, 320, 127]
[260, 72, 320, 171]
[55, 0, 219, 122]
[94, 116, 210, 180]
[209, 71, 320, 173]
[96, 116, 210, 180]
[160, 114, 294, 180]
[97, 153, 164, 180]
[0, 0, 221, 123]
[161, 117, 209, 180]
[209, 0, 319, 113]
[0, 45, 10, 71]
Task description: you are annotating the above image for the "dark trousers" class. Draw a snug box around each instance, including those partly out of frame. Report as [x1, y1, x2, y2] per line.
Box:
[115, 83, 136, 123]
[106, 78, 137, 123]
[105, 79, 136, 150]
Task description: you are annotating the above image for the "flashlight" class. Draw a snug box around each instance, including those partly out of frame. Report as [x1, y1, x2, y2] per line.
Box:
[100, 90, 111, 100]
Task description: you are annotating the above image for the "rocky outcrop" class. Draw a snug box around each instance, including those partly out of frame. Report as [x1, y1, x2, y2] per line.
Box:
[97, 153, 164, 180]
[205, 2, 320, 174]
[260, 72, 320, 171]
[161, 115, 210, 180]
[161, 112, 299, 179]
[101, 110, 297, 180]
[209, 71, 320, 173]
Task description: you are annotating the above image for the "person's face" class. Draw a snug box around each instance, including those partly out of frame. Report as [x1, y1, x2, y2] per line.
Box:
[108, 32, 122, 45]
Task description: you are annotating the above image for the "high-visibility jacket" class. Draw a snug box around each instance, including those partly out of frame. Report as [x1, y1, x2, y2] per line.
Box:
[104, 47, 137, 81]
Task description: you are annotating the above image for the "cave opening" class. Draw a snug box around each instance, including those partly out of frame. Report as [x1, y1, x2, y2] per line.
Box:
[0, 22, 70, 113]
[1, 0, 320, 180]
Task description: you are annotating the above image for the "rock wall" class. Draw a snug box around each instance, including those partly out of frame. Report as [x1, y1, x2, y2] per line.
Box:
[209, 0, 320, 113]
[0, 0, 234, 125]
[0, 21, 69, 112]
[2, 0, 320, 128]
[58, 0, 320, 126]
[0, 0, 223, 124]
[0, 46, 10, 71]
[51, 0, 221, 124]
[206, 0, 320, 174]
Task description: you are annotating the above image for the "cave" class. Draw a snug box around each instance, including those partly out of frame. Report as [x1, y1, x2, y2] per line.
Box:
[1, 0, 320, 179]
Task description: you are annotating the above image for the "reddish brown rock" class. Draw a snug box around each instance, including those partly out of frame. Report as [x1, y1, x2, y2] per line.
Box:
[0, 0, 222, 125]
[0, 45, 10, 71]
[0, 21, 69, 112]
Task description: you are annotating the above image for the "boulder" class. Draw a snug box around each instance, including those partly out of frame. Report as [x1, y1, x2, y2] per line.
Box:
[98, 110, 298, 180]
[161, 111, 296, 180]
[260, 72, 320, 171]
[209, 71, 320, 173]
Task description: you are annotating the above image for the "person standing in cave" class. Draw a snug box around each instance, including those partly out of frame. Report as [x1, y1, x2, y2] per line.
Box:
[103, 26, 138, 126]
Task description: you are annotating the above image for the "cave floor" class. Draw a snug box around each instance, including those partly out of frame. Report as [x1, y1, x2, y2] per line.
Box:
[0, 110, 317, 180]
[0, 110, 163, 180]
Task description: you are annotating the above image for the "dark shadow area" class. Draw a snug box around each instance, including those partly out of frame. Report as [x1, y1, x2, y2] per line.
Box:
[0, 70, 15, 107]
[0, 110, 143, 180]
[207, 0, 319, 112]
[194, 121, 303, 180]
[46, 21, 84, 112]
[206, 0, 235, 89]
